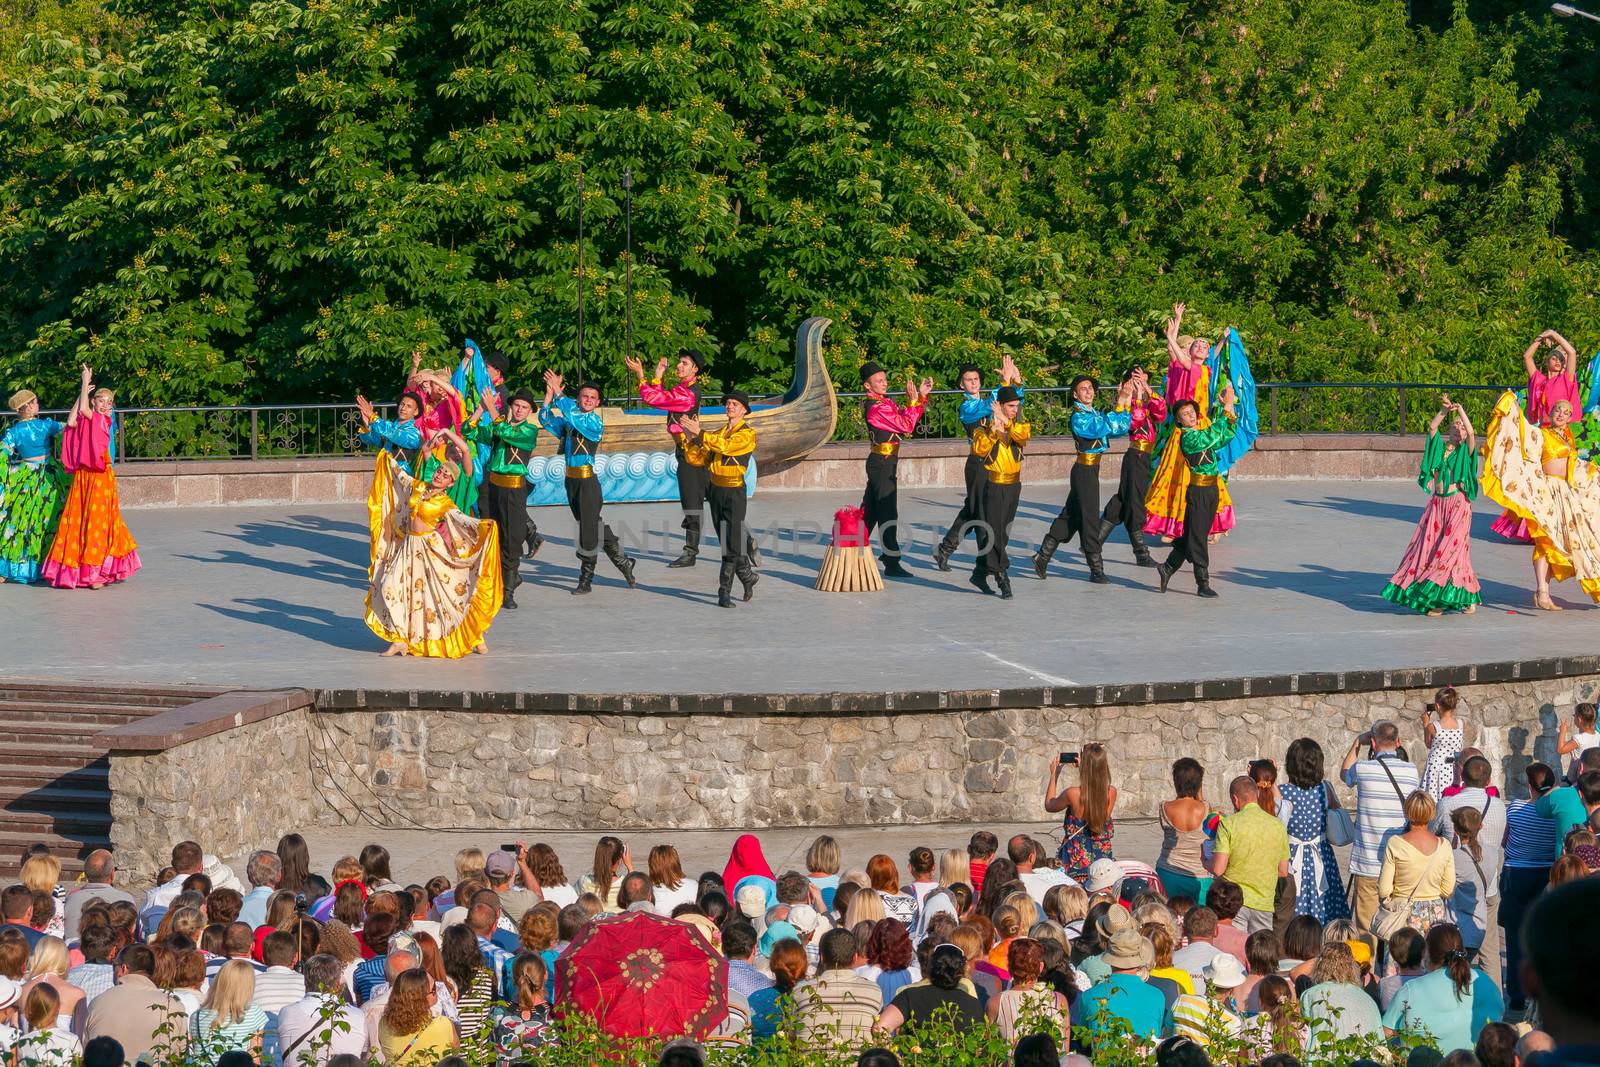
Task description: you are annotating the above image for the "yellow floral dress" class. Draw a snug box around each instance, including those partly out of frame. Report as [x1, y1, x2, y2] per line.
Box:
[365, 453, 503, 656]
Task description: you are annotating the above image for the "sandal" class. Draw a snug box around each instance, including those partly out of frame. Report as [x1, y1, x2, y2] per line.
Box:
[1535, 591, 1561, 612]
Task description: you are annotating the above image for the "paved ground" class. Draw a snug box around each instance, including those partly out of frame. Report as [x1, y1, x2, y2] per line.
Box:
[1, 479, 1592, 694]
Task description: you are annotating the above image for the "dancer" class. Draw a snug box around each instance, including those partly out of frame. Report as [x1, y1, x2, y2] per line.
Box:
[539, 371, 637, 595]
[1481, 390, 1600, 610]
[1156, 383, 1238, 598]
[1381, 396, 1481, 617]
[969, 385, 1028, 599]
[1031, 375, 1136, 583]
[468, 388, 541, 610]
[934, 356, 1023, 572]
[41, 366, 141, 589]
[859, 363, 932, 578]
[355, 390, 424, 467]
[409, 371, 479, 516]
[1493, 330, 1582, 542]
[0, 388, 70, 584]
[364, 452, 501, 657]
[1098, 366, 1165, 567]
[678, 391, 759, 608]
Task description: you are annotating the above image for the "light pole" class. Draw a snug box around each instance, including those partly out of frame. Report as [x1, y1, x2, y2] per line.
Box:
[1554, 3, 1600, 23]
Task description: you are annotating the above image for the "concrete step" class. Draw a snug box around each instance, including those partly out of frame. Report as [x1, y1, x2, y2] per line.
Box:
[0, 700, 159, 725]
[0, 762, 109, 789]
[3, 808, 113, 833]
[0, 783, 115, 814]
[0, 743, 114, 771]
[0, 829, 111, 877]
[0, 719, 133, 744]
[0, 686, 212, 707]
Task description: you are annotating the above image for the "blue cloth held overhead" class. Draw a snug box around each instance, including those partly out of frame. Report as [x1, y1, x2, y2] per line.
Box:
[1205, 326, 1259, 474]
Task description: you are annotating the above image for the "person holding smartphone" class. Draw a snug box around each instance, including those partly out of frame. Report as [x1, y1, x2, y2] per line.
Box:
[1044, 744, 1118, 881]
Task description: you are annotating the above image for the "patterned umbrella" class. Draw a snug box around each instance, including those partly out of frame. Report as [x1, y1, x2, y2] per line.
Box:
[554, 911, 729, 1039]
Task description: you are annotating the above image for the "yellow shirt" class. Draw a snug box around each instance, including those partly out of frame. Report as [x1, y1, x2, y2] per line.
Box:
[1151, 965, 1196, 995]
[683, 423, 757, 487]
[377, 1015, 455, 1067]
[1377, 836, 1456, 902]
[971, 420, 1031, 482]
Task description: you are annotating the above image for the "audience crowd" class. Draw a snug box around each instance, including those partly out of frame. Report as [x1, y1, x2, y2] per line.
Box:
[1, 691, 1598, 1066]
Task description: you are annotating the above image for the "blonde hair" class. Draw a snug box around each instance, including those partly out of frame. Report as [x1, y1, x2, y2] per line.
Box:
[1003, 891, 1038, 932]
[454, 848, 486, 880]
[806, 836, 841, 876]
[1403, 790, 1437, 827]
[330, 856, 362, 883]
[91, 388, 115, 406]
[1052, 884, 1089, 925]
[843, 889, 885, 926]
[27, 937, 70, 980]
[201, 959, 257, 1028]
[938, 849, 970, 889]
[20, 855, 61, 895]
[948, 925, 984, 962]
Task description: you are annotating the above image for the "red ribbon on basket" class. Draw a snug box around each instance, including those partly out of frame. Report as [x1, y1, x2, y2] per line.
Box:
[831, 506, 867, 548]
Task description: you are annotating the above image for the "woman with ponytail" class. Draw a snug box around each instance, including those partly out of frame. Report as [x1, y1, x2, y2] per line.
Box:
[1448, 808, 1494, 955]
[1382, 923, 1504, 1053]
[487, 953, 556, 1059]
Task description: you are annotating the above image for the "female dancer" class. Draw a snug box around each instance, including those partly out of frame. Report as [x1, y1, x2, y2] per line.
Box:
[1481, 390, 1600, 610]
[1381, 396, 1481, 616]
[0, 388, 70, 583]
[365, 447, 501, 657]
[408, 371, 478, 515]
[41, 366, 140, 589]
[1493, 330, 1581, 542]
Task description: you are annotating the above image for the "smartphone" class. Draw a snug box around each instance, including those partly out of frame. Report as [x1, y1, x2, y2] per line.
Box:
[502, 843, 519, 854]
[1060, 752, 1079, 766]
[1425, 703, 1436, 713]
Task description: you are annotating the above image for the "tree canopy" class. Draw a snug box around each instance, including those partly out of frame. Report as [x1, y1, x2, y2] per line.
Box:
[2, 0, 1598, 407]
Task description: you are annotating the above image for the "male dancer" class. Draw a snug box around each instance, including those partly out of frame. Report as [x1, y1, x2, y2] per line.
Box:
[969, 385, 1029, 599]
[860, 363, 932, 578]
[539, 371, 638, 595]
[934, 355, 1022, 571]
[468, 387, 541, 609]
[679, 392, 759, 608]
[1031, 375, 1135, 583]
[1158, 384, 1238, 599]
[355, 390, 424, 467]
[1098, 366, 1164, 566]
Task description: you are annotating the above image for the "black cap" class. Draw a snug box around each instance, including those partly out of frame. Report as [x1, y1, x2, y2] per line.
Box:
[511, 388, 537, 409]
[859, 361, 885, 383]
[723, 389, 752, 412]
[683, 349, 707, 371]
[483, 350, 510, 376]
[996, 385, 1021, 405]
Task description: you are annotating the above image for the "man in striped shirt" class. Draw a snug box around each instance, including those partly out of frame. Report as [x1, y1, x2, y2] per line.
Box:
[251, 931, 306, 1062]
[1341, 721, 1420, 930]
[1502, 761, 1560, 1015]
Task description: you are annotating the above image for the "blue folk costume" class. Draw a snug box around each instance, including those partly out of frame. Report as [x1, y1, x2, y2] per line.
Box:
[357, 390, 424, 469]
[0, 413, 71, 583]
[451, 338, 498, 514]
[538, 393, 636, 595]
[1033, 394, 1132, 583]
[935, 376, 1025, 569]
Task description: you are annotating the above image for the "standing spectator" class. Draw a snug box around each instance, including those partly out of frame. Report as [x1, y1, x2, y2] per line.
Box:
[1379, 927, 1427, 1011]
[1501, 761, 1558, 1016]
[483, 851, 535, 923]
[1433, 754, 1505, 987]
[1156, 757, 1213, 904]
[1421, 688, 1467, 799]
[62, 852, 134, 943]
[1382, 924, 1503, 1053]
[189, 959, 267, 1066]
[875, 943, 984, 1034]
[1046, 743, 1118, 880]
[83, 944, 187, 1065]
[1170, 954, 1247, 1045]
[1074, 928, 1164, 1041]
[795, 928, 882, 1049]
[238, 852, 282, 930]
[1281, 738, 1352, 922]
[1377, 791, 1457, 936]
[867, 856, 918, 929]
[1448, 808, 1495, 968]
[1520, 879, 1600, 1057]
[251, 931, 306, 1060]
[1536, 756, 1600, 855]
[276, 953, 368, 1066]
[1300, 943, 1384, 1052]
[1205, 879, 1249, 963]
[0, 887, 42, 951]
[987, 939, 1068, 1045]
[1212, 775, 1291, 933]
[376, 969, 456, 1066]
[1342, 721, 1422, 929]
[967, 832, 998, 895]
[806, 836, 842, 911]
[1556, 703, 1600, 782]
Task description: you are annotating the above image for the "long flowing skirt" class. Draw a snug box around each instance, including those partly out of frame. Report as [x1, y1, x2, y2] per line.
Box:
[1382, 492, 1482, 613]
[1482, 391, 1600, 601]
[0, 455, 71, 582]
[1142, 430, 1235, 538]
[365, 454, 502, 657]
[41, 467, 140, 588]
[1490, 509, 1532, 543]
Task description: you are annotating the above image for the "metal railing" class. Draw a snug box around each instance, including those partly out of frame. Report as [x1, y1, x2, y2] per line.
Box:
[0, 382, 1518, 462]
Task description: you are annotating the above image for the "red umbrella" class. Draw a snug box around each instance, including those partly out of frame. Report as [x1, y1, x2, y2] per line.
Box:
[554, 911, 729, 1040]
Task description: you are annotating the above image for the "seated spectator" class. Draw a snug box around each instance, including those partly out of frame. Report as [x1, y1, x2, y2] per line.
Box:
[1172, 906, 1223, 988]
[867, 856, 918, 929]
[987, 938, 1068, 1046]
[188, 959, 267, 1066]
[1474, 1021, 1517, 1067]
[1379, 926, 1427, 1012]
[11, 983, 79, 1067]
[79, 1037, 123, 1067]
[0, 886, 42, 951]
[722, 921, 773, 1001]
[858, 920, 918, 1003]
[576, 837, 629, 913]
[63, 852, 134, 943]
[1170, 954, 1246, 1045]
[795, 928, 881, 1049]
[238, 851, 282, 929]
[276, 953, 368, 1066]
[1044, 883, 1088, 937]
[486, 953, 555, 1057]
[807, 836, 842, 911]
[1144, 922, 1194, 1009]
[748, 940, 807, 1042]
[648, 846, 697, 915]
[82, 944, 188, 1065]
[251, 930, 306, 1058]
[938, 849, 970, 892]
[527, 845, 577, 909]
[1237, 929, 1282, 1011]
[902, 848, 939, 908]
[948, 924, 1002, 1009]
[1011, 836, 1073, 907]
[376, 969, 456, 1066]
[1280, 914, 1322, 986]
[875, 944, 983, 1035]
[722, 835, 777, 909]
[1301, 942, 1383, 1052]
[616, 872, 656, 914]
[1205, 879, 1249, 963]
[440, 924, 495, 1042]
[1074, 927, 1164, 1041]
[1250, 975, 1304, 1059]
[1382, 924, 1504, 1053]
[1519, 881, 1600, 1054]
[967, 832, 999, 895]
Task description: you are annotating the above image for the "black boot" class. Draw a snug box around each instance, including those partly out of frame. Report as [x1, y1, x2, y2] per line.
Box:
[1157, 560, 1174, 593]
[669, 515, 700, 568]
[969, 569, 993, 595]
[1129, 528, 1156, 567]
[1086, 552, 1109, 585]
[1098, 517, 1116, 545]
[572, 556, 596, 596]
[1031, 536, 1059, 579]
[524, 526, 545, 558]
[882, 557, 912, 579]
[605, 540, 638, 588]
[717, 556, 738, 608]
[1195, 565, 1219, 598]
[746, 533, 761, 569]
[737, 557, 758, 602]
[502, 567, 519, 609]
[933, 531, 958, 571]
[995, 573, 1013, 600]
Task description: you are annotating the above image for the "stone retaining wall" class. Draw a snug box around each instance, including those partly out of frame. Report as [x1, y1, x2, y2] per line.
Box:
[104, 672, 1598, 883]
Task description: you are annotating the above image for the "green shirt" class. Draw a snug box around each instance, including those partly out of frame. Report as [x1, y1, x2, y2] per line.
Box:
[1534, 786, 1591, 857]
[1214, 802, 1289, 913]
[468, 416, 540, 477]
[1179, 416, 1236, 476]
[1419, 430, 1477, 500]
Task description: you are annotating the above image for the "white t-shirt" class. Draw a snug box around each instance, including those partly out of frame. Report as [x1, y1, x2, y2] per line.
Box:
[540, 884, 579, 909]
[1018, 868, 1076, 907]
[652, 880, 699, 916]
[11, 1028, 80, 1067]
[1569, 731, 1600, 781]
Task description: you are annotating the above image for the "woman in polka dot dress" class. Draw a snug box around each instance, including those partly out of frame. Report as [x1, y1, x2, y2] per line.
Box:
[42, 365, 140, 590]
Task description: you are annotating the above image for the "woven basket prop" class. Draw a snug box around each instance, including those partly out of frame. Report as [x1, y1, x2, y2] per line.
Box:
[814, 506, 883, 592]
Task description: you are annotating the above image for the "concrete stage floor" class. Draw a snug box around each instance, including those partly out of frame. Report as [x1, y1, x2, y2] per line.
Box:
[1, 480, 1591, 694]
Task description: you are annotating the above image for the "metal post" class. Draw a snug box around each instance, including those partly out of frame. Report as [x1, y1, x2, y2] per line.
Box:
[576, 171, 586, 385]
[1398, 386, 1407, 436]
[1270, 387, 1279, 435]
[622, 168, 635, 366]
[250, 409, 259, 459]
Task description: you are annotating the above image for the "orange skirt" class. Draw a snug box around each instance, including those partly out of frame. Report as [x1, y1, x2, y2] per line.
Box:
[42, 467, 141, 588]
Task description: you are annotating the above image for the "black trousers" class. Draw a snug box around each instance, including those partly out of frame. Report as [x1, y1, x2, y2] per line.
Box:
[1162, 481, 1219, 578]
[1499, 864, 1549, 1009]
[1047, 462, 1105, 556]
[976, 480, 1021, 578]
[564, 475, 620, 558]
[939, 453, 987, 552]
[677, 453, 711, 521]
[1101, 446, 1153, 536]
[706, 483, 747, 564]
[861, 453, 902, 561]
[483, 479, 529, 583]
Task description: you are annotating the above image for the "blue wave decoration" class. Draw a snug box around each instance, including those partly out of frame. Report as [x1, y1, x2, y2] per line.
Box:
[526, 451, 758, 506]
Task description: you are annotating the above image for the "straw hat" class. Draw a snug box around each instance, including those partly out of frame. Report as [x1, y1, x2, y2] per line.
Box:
[7, 389, 36, 413]
[1203, 952, 1248, 989]
[1101, 927, 1154, 970]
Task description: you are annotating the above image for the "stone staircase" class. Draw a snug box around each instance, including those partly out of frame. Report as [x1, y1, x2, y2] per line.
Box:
[0, 682, 226, 881]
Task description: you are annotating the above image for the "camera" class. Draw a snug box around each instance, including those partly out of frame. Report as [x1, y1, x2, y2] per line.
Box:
[1425, 703, 1436, 713]
[1059, 752, 1079, 766]
[293, 895, 308, 914]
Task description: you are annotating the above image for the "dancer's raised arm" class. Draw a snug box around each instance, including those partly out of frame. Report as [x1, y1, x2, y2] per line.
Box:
[65, 365, 92, 428]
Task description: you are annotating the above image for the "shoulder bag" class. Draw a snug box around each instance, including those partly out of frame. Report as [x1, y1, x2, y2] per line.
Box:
[1369, 839, 1447, 940]
[1324, 781, 1357, 847]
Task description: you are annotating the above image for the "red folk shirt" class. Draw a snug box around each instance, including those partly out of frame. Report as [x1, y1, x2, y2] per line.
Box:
[638, 378, 699, 434]
[864, 396, 926, 438]
[1127, 393, 1168, 445]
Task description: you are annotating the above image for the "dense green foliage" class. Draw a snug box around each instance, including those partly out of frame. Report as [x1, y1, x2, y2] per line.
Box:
[2, 0, 1600, 406]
